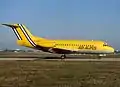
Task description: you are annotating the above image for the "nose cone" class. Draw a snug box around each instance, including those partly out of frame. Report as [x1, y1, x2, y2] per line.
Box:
[104, 47, 115, 53]
[109, 47, 115, 53]
[111, 47, 115, 53]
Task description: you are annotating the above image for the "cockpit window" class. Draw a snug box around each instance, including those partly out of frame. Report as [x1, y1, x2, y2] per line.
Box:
[103, 44, 108, 46]
[103, 42, 109, 46]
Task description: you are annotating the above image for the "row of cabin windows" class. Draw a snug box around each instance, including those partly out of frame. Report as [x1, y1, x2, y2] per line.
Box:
[55, 44, 94, 46]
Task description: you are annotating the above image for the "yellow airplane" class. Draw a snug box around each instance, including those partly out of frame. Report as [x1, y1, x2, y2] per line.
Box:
[2, 24, 114, 58]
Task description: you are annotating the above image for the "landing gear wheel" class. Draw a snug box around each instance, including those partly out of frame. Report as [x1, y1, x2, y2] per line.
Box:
[98, 56, 101, 59]
[61, 54, 66, 59]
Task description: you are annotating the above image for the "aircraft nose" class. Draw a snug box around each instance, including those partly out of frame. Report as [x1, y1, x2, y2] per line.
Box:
[105, 47, 114, 53]
[110, 47, 115, 53]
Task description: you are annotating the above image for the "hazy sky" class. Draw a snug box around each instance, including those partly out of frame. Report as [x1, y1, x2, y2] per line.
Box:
[0, 0, 120, 50]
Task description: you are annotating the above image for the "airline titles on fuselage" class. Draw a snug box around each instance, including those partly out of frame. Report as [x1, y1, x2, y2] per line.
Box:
[55, 44, 97, 50]
[78, 45, 96, 50]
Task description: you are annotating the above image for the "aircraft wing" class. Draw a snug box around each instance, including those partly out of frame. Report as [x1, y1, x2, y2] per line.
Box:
[35, 45, 76, 54]
[51, 47, 75, 54]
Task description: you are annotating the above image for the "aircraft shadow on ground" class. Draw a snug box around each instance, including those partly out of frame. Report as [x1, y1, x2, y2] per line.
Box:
[43, 57, 62, 59]
[42, 56, 91, 59]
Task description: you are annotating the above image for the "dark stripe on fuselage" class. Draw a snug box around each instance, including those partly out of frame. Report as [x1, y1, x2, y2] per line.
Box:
[17, 24, 51, 52]
[11, 26, 22, 40]
[18, 24, 36, 47]
[21, 24, 36, 45]
[13, 26, 22, 40]
[11, 27, 19, 40]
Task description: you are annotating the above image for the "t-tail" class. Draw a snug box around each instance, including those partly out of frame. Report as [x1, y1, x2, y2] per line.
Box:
[2, 24, 44, 48]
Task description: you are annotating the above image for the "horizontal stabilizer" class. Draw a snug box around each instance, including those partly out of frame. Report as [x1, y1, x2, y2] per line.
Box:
[2, 24, 18, 28]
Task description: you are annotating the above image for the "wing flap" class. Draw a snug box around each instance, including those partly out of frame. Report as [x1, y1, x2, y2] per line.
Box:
[51, 47, 74, 54]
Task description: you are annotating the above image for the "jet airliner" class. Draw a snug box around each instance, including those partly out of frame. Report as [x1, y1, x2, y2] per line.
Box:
[2, 24, 114, 58]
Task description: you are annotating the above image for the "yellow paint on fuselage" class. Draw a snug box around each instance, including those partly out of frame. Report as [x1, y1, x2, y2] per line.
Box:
[2, 24, 114, 54]
[51, 40, 112, 52]
[18, 38, 114, 53]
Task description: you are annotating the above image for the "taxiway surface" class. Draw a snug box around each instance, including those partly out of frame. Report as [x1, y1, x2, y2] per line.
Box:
[0, 58, 120, 61]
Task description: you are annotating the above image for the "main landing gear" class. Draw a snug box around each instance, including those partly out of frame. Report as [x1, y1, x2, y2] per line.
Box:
[61, 54, 66, 59]
[98, 55, 102, 59]
[97, 54, 106, 59]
